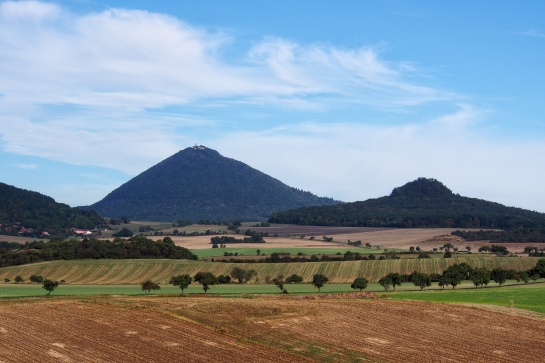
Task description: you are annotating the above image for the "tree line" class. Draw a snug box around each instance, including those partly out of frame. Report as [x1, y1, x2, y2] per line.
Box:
[377, 259, 545, 291]
[0, 236, 197, 267]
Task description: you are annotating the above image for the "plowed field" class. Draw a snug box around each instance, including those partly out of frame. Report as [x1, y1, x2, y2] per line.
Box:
[1, 295, 543, 362]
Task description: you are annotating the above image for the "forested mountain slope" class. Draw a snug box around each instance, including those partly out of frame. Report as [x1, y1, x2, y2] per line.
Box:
[86, 145, 338, 222]
[269, 178, 545, 230]
[0, 182, 105, 234]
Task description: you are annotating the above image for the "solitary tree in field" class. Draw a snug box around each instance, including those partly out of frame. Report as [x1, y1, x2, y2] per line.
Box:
[15, 275, 24, 284]
[273, 277, 284, 293]
[170, 274, 193, 293]
[311, 274, 329, 292]
[351, 277, 369, 292]
[42, 279, 59, 296]
[141, 280, 160, 294]
[194, 272, 218, 293]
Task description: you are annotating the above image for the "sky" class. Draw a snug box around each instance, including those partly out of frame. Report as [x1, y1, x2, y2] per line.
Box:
[1, 1, 545, 212]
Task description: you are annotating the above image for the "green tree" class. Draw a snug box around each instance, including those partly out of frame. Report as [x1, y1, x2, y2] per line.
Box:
[437, 275, 448, 290]
[230, 267, 246, 283]
[519, 270, 529, 284]
[285, 274, 303, 283]
[378, 276, 392, 291]
[531, 273, 540, 283]
[533, 258, 545, 277]
[14, 275, 24, 284]
[351, 277, 369, 292]
[273, 277, 284, 293]
[141, 280, 160, 294]
[491, 268, 508, 287]
[169, 274, 193, 293]
[194, 272, 218, 293]
[311, 274, 329, 292]
[412, 272, 431, 291]
[42, 279, 59, 296]
[244, 269, 257, 283]
[471, 268, 491, 288]
[29, 275, 44, 283]
[386, 273, 401, 291]
[112, 227, 134, 237]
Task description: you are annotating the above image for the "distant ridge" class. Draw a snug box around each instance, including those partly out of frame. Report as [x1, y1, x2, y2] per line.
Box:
[0, 182, 104, 234]
[85, 145, 339, 222]
[269, 177, 545, 229]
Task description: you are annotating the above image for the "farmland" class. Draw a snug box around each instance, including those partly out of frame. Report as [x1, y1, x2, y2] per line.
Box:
[0, 294, 544, 362]
[0, 256, 540, 285]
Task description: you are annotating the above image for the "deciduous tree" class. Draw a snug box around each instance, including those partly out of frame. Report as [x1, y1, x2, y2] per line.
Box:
[351, 277, 368, 292]
[42, 279, 59, 295]
[141, 280, 160, 294]
[169, 274, 193, 293]
[311, 274, 329, 292]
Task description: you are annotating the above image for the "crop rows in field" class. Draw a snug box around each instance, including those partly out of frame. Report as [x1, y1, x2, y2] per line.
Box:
[0, 299, 303, 363]
[0, 256, 540, 285]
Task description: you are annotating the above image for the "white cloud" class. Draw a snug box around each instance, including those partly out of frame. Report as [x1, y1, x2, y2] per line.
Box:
[214, 109, 545, 212]
[0, 1, 457, 177]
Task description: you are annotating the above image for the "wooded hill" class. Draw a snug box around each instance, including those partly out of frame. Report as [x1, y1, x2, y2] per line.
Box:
[85, 145, 338, 222]
[269, 178, 545, 231]
[0, 182, 106, 235]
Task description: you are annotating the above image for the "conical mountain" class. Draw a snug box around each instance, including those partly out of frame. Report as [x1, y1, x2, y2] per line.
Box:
[269, 177, 545, 229]
[86, 145, 338, 222]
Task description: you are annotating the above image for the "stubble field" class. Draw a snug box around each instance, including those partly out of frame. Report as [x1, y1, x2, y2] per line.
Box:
[0, 294, 544, 362]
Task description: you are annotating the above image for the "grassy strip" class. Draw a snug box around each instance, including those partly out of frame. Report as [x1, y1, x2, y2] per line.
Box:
[390, 283, 545, 314]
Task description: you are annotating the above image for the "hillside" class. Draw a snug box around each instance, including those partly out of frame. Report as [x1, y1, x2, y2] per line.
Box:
[0, 182, 105, 235]
[85, 145, 338, 222]
[0, 256, 539, 284]
[269, 177, 545, 230]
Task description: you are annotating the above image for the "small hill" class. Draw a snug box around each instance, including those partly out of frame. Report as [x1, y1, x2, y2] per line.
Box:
[0, 182, 105, 235]
[85, 145, 338, 222]
[269, 177, 545, 229]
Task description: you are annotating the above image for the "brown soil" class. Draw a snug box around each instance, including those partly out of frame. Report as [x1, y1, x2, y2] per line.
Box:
[1, 295, 543, 362]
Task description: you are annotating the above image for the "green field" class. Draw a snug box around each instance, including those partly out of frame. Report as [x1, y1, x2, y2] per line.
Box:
[392, 283, 545, 314]
[2, 281, 544, 316]
[0, 256, 540, 285]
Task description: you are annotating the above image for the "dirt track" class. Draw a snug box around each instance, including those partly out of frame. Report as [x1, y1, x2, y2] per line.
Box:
[1, 295, 543, 362]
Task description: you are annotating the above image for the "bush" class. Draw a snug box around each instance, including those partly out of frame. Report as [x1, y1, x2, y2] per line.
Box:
[285, 274, 303, 283]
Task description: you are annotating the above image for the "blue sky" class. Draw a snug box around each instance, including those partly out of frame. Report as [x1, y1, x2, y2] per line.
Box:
[1, 0, 544, 212]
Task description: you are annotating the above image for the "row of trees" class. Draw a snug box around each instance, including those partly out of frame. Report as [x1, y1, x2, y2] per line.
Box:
[0, 236, 197, 267]
[377, 259, 545, 291]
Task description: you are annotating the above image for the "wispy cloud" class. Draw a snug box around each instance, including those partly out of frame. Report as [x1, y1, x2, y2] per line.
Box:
[0, 1, 451, 111]
[215, 108, 545, 211]
[0, 1, 458, 174]
[516, 29, 545, 39]
[13, 163, 38, 170]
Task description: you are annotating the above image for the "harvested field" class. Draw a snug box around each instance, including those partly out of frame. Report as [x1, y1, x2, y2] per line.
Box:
[169, 234, 348, 250]
[0, 298, 304, 363]
[0, 295, 543, 362]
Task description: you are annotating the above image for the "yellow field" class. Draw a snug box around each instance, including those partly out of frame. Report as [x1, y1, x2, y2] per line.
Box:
[0, 256, 540, 285]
